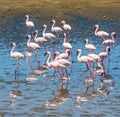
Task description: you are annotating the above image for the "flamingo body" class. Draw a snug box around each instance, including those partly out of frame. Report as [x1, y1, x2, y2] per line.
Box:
[102, 32, 116, 46]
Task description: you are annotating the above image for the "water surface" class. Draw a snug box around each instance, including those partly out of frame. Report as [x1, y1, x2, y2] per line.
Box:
[0, 0, 120, 117]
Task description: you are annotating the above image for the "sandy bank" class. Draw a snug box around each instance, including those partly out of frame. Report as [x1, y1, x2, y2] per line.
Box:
[0, 0, 120, 21]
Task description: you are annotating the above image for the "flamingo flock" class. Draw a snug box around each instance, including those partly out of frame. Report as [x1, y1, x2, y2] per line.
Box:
[10, 14, 116, 88]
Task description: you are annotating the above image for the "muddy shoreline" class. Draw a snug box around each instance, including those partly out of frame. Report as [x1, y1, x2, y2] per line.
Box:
[0, 0, 120, 21]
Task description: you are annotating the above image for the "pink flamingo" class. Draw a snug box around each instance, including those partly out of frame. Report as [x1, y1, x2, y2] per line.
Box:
[10, 42, 24, 74]
[85, 38, 96, 53]
[51, 19, 63, 38]
[32, 30, 48, 50]
[88, 53, 101, 63]
[61, 20, 71, 38]
[42, 24, 56, 39]
[25, 15, 34, 28]
[77, 49, 95, 74]
[45, 50, 66, 69]
[44, 50, 66, 78]
[54, 49, 71, 60]
[94, 24, 109, 40]
[102, 32, 116, 46]
[63, 33, 72, 49]
[99, 46, 110, 61]
[26, 34, 41, 64]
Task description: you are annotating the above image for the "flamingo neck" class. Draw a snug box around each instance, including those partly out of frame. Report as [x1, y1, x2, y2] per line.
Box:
[63, 35, 66, 43]
[34, 33, 38, 41]
[46, 52, 51, 66]
[77, 51, 82, 61]
[43, 26, 46, 37]
[85, 39, 88, 45]
[106, 47, 110, 55]
[51, 22, 55, 31]
[11, 45, 15, 55]
[27, 36, 31, 45]
[111, 34, 115, 42]
[95, 26, 99, 35]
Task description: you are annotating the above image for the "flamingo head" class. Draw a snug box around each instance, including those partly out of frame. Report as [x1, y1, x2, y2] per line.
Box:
[76, 49, 82, 55]
[32, 30, 38, 36]
[53, 51, 60, 58]
[25, 34, 31, 39]
[10, 42, 16, 47]
[112, 32, 116, 38]
[44, 50, 50, 56]
[42, 24, 47, 29]
[25, 15, 29, 20]
[61, 20, 65, 26]
[94, 24, 99, 30]
[84, 38, 88, 44]
[50, 19, 55, 24]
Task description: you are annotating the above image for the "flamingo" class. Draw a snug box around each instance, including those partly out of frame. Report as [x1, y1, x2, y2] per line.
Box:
[54, 49, 71, 60]
[26, 34, 41, 64]
[32, 30, 48, 49]
[85, 38, 96, 53]
[25, 14, 34, 28]
[44, 50, 66, 69]
[102, 32, 116, 46]
[94, 24, 109, 40]
[77, 49, 95, 74]
[99, 46, 110, 61]
[61, 20, 71, 38]
[88, 53, 101, 63]
[63, 33, 72, 49]
[51, 19, 63, 38]
[42, 24, 56, 39]
[44, 50, 66, 78]
[10, 42, 24, 74]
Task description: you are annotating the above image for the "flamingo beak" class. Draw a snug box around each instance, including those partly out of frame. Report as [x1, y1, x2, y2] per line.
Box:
[44, 51, 48, 56]
[108, 47, 111, 53]
[114, 33, 116, 38]
[76, 50, 79, 55]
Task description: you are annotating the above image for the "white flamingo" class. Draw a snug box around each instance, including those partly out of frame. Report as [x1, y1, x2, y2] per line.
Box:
[26, 34, 41, 64]
[77, 49, 95, 73]
[63, 33, 72, 49]
[102, 32, 116, 46]
[54, 49, 71, 60]
[61, 20, 71, 38]
[51, 19, 63, 38]
[42, 24, 56, 39]
[85, 38, 96, 53]
[32, 30, 48, 49]
[10, 42, 24, 74]
[25, 14, 34, 28]
[94, 24, 109, 40]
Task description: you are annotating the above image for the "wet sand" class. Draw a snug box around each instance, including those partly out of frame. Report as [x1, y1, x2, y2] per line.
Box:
[0, 0, 120, 21]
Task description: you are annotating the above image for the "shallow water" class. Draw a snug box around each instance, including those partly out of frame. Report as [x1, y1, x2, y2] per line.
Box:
[0, 6, 120, 117]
